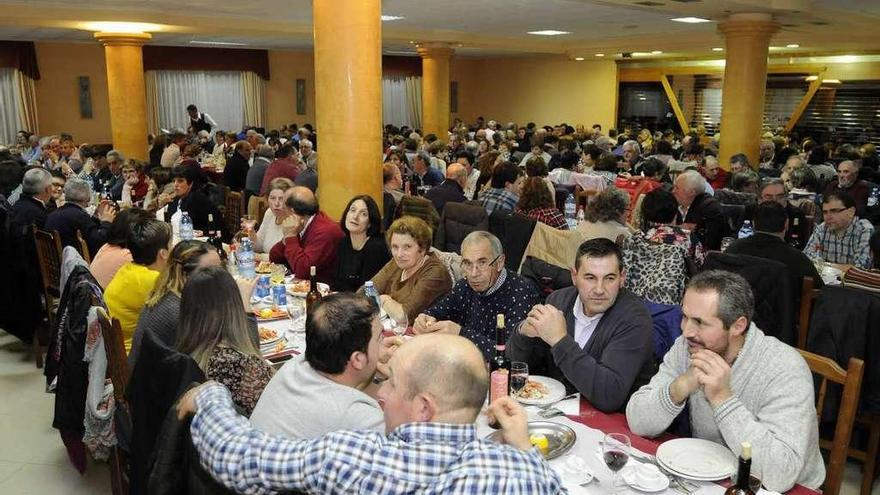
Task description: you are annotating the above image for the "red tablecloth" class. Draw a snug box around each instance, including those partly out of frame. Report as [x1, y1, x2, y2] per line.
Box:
[569, 399, 820, 495]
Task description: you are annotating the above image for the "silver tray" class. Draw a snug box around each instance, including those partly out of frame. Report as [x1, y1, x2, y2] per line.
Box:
[485, 421, 577, 460]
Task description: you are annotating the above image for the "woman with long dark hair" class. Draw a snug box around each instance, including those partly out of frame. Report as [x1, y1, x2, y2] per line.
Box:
[333, 195, 390, 292]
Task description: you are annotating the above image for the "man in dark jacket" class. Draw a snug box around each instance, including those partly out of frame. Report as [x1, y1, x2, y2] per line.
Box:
[11, 167, 52, 230]
[166, 165, 225, 236]
[45, 178, 115, 255]
[424, 163, 467, 215]
[223, 141, 252, 192]
[507, 238, 655, 413]
[673, 170, 724, 250]
[824, 160, 871, 217]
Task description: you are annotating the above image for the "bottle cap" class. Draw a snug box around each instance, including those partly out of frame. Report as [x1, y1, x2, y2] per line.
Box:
[740, 442, 751, 460]
[310, 265, 316, 276]
[496, 314, 505, 327]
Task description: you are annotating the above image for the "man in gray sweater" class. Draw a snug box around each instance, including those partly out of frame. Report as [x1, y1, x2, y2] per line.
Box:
[508, 238, 655, 413]
[626, 271, 824, 492]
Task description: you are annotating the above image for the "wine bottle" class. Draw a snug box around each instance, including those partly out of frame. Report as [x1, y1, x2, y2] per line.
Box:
[789, 217, 800, 248]
[305, 265, 322, 310]
[724, 442, 755, 495]
[489, 314, 511, 404]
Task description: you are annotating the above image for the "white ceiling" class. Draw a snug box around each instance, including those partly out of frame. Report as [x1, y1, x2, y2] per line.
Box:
[0, 0, 877, 58]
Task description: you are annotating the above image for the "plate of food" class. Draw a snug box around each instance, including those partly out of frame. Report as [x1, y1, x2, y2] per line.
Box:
[515, 376, 567, 406]
[255, 307, 288, 321]
[258, 326, 281, 345]
[286, 279, 330, 298]
[255, 261, 273, 274]
[485, 421, 576, 460]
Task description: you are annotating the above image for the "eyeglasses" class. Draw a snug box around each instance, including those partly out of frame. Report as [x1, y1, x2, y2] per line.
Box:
[822, 207, 851, 215]
[460, 254, 502, 273]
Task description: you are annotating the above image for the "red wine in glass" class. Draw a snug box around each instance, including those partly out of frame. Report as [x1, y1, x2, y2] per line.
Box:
[604, 450, 629, 471]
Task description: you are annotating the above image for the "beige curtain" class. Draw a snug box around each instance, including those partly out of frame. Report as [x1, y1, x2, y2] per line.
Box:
[14, 70, 38, 134]
[144, 71, 160, 136]
[240, 71, 266, 127]
[405, 76, 422, 130]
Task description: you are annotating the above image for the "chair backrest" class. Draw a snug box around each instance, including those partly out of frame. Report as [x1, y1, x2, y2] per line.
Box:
[33, 228, 63, 296]
[224, 188, 243, 237]
[435, 201, 488, 253]
[798, 350, 864, 495]
[76, 230, 91, 264]
[100, 312, 131, 406]
[798, 276, 823, 350]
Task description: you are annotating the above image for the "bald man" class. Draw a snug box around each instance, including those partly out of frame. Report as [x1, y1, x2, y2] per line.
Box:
[180, 334, 565, 494]
[424, 162, 468, 214]
[268, 186, 344, 284]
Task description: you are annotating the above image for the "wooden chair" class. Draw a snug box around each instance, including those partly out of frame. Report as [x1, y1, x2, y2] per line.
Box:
[224, 188, 244, 239]
[76, 230, 91, 263]
[98, 309, 131, 495]
[797, 277, 823, 350]
[799, 350, 864, 495]
[32, 228, 63, 368]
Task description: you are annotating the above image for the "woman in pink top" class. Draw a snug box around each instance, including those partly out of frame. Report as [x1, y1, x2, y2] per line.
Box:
[90, 208, 152, 287]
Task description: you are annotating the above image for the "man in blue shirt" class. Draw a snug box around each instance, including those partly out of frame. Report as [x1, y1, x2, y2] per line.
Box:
[411, 151, 443, 195]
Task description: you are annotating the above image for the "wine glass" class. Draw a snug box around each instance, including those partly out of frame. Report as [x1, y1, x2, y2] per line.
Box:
[241, 214, 257, 233]
[510, 362, 529, 398]
[602, 432, 631, 493]
[391, 313, 409, 337]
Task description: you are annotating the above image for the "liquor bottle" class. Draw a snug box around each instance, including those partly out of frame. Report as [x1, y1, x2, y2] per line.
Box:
[788, 217, 801, 248]
[489, 314, 510, 404]
[305, 265, 323, 310]
[724, 442, 755, 495]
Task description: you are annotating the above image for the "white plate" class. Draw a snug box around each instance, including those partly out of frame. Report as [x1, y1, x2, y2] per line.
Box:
[286, 281, 330, 298]
[515, 376, 566, 406]
[553, 455, 594, 486]
[621, 465, 670, 492]
[655, 438, 736, 481]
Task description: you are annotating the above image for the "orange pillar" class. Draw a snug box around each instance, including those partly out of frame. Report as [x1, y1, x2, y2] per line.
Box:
[313, 0, 383, 218]
[717, 13, 779, 169]
[417, 43, 454, 140]
[94, 32, 151, 161]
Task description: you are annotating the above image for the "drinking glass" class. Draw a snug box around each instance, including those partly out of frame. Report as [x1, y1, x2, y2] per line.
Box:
[391, 313, 409, 337]
[270, 264, 286, 285]
[241, 214, 257, 232]
[286, 298, 305, 322]
[510, 362, 529, 397]
[602, 432, 631, 493]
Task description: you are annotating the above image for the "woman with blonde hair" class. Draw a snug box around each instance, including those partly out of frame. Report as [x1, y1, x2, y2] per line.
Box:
[127, 240, 222, 367]
[248, 177, 295, 260]
[176, 266, 273, 416]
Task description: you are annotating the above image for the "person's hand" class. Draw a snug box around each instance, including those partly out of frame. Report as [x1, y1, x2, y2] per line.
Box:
[236, 276, 257, 313]
[669, 364, 701, 405]
[690, 349, 733, 407]
[517, 312, 541, 338]
[95, 201, 117, 223]
[376, 336, 405, 378]
[680, 222, 697, 231]
[420, 320, 462, 336]
[61, 161, 74, 178]
[125, 175, 139, 187]
[486, 396, 531, 451]
[176, 382, 216, 420]
[281, 214, 305, 239]
[524, 304, 567, 347]
[412, 313, 437, 334]
[158, 192, 173, 208]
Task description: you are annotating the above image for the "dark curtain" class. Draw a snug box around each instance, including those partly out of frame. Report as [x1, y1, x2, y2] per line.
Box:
[0, 41, 40, 80]
[143, 46, 270, 80]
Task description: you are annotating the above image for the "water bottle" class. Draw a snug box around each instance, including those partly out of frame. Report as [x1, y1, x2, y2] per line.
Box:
[179, 211, 194, 241]
[564, 193, 577, 219]
[576, 206, 585, 226]
[363, 281, 382, 309]
[737, 220, 753, 239]
[238, 237, 256, 279]
[868, 187, 879, 207]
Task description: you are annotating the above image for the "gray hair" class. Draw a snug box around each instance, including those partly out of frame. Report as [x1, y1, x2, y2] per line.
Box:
[255, 144, 275, 159]
[785, 155, 805, 168]
[299, 139, 313, 149]
[465, 140, 479, 154]
[595, 135, 614, 152]
[585, 187, 629, 223]
[623, 140, 641, 156]
[460, 231, 503, 258]
[759, 177, 785, 195]
[676, 170, 707, 195]
[687, 270, 754, 329]
[63, 178, 92, 205]
[22, 168, 52, 195]
[704, 155, 719, 167]
[253, 134, 266, 145]
[416, 151, 432, 167]
[106, 149, 125, 163]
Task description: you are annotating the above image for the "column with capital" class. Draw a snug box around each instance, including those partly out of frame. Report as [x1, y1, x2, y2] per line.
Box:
[417, 43, 454, 140]
[717, 13, 780, 169]
[313, 0, 383, 218]
[94, 32, 151, 161]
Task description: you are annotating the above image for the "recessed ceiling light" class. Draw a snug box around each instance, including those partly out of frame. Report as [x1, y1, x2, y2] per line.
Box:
[670, 17, 712, 23]
[712, 47, 724, 52]
[190, 40, 247, 46]
[595, 53, 605, 57]
[574, 57, 585, 61]
[805, 75, 819, 82]
[822, 79, 841, 84]
[527, 30, 571, 36]
[651, 50, 663, 54]
[769, 46, 781, 50]
[381, 15, 405, 21]
[786, 43, 800, 48]
[82, 21, 162, 33]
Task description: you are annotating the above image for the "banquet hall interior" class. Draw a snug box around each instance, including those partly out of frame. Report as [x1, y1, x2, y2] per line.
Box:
[1, 0, 880, 494]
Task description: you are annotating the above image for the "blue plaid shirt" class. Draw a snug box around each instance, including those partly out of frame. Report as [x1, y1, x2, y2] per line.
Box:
[191, 383, 567, 495]
[479, 187, 519, 215]
[803, 218, 874, 268]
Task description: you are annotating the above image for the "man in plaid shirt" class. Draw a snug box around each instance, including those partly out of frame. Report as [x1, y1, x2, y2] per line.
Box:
[804, 191, 874, 269]
[479, 161, 524, 215]
[180, 334, 567, 494]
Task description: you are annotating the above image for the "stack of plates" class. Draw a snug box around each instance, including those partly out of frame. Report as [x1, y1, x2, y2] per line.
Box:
[655, 438, 737, 481]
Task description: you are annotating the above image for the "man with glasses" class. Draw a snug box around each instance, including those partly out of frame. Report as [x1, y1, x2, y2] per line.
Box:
[507, 238, 655, 413]
[413, 231, 538, 360]
[804, 191, 874, 268]
[758, 178, 808, 249]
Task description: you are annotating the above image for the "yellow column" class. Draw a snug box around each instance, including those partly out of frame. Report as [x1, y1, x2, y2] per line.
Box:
[94, 32, 151, 161]
[313, 0, 383, 218]
[417, 43, 454, 140]
[717, 13, 780, 169]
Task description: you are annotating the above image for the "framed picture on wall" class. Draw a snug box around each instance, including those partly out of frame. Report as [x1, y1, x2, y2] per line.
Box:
[78, 76, 93, 119]
[296, 79, 306, 115]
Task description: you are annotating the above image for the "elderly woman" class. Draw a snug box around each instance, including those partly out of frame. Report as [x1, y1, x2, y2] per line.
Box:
[120, 160, 150, 207]
[368, 216, 452, 323]
[249, 177, 295, 260]
[516, 177, 568, 230]
[573, 187, 633, 242]
[334, 195, 391, 292]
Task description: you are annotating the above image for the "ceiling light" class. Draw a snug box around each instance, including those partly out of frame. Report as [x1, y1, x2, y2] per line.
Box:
[595, 53, 605, 57]
[639, 97, 648, 101]
[82, 21, 162, 33]
[712, 47, 724, 52]
[527, 30, 571, 36]
[805, 75, 818, 82]
[786, 43, 800, 48]
[651, 50, 663, 54]
[190, 40, 247, 46]
[670, 17, 711, 23]
[574, 57, 585, 61]
[822, 79, 841, 84]
[381, 15, 405, 21]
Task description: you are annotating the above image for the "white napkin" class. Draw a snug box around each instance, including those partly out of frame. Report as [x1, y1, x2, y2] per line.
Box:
[556, 394, 581, 415]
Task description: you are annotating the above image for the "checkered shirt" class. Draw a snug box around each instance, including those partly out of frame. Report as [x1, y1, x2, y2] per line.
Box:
[803, 218, 874, 269]
[479, 187, 519, 215]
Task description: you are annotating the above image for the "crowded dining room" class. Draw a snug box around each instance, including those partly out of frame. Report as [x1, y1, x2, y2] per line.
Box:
[2, 0, 880, 494]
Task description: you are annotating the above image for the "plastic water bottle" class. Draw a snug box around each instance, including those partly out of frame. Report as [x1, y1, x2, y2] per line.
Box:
[868, 187, 879, 207]
[363, 281, 382, 308]
[576, 206, 585, 226]
[564, 193, 577, 219]
[238, 237, 256, 279]
[737, 220, 753, 239]
[179, 211, 194, 241]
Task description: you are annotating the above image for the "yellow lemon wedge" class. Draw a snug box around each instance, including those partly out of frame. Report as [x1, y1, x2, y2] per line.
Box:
[529, 434, 550, 455]
[259, 308, 274, 318]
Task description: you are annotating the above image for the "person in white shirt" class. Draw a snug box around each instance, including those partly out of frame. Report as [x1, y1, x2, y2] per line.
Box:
[160, 132, 187, 168]
[186, 104, 218, 135]
[518, 144, 552, 170]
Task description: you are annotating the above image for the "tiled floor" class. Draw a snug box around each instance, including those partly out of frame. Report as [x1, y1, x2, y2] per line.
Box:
[0, 329, 877, 494]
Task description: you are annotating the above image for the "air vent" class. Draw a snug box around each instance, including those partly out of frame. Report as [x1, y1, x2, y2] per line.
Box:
[634, 1, 665, 6]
